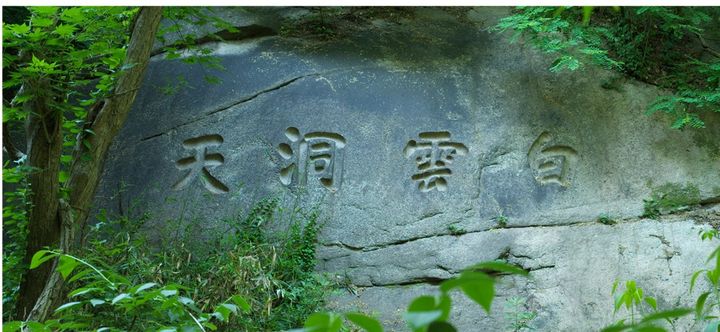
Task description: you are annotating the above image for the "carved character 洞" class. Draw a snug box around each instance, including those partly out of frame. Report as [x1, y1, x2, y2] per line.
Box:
[277, 127, 346, 191]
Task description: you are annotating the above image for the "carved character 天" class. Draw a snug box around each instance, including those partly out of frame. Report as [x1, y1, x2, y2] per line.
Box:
[172, 134, 229, 194]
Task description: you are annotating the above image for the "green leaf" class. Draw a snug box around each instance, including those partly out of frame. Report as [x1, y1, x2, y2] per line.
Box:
[213, 303, 234, 322]
[111, 293, 130, 304]
[404, 310, 443, 331]
[54, 301, 82, 313]
[58, 170, 69, 183]
[582, 6, 594, 25]
[161, 289, 178, 297]
[8, 24, 31, 35]
[31, 7, 59, 15]
[231, 295, 250, 312]
[697, 292, 711, 318]
[644, 296, 657, 310]
[2, 321, 23, 332]
[640, 308, 692, 323]
[303, 312, 343, 332]
[611, 279, 619, 295]
[345, 312, 383, 332]
[67, 268, 93, 283]
[68, 287, 99, 297]
[24, 322, 50, 332]
[600, 324, 629, 332]
[633, 326, 666, 332]
[60, 7, 87, 24]
[57, 254, 79, 279]
[89, 299, 105, 307]
[134, 282, 158, 293]
[467, 261, 529, 276]
[436, 293, 452, 321]
[54, 24, 77, 38]
[404, 295, 448, 331]
[427, 321, 457, 332]
[441, 271, 495, 313]
[691, 270, 705, 292]
[30, 250, 57, 269]
[32, 17, 54, 28]
[407, 296, 438, 312]
[460, 273, 495, 313]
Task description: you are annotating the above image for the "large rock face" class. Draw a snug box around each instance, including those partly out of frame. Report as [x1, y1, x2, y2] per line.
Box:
[95, 7, 720, 331]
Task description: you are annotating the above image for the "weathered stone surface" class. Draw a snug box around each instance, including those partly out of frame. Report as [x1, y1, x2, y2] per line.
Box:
[325, 211, 719, 330]
[94, 7, 720, 331]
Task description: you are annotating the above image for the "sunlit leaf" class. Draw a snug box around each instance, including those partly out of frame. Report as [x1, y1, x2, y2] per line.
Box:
[54, 301, 82, 313]
[30, 250, 57, 269]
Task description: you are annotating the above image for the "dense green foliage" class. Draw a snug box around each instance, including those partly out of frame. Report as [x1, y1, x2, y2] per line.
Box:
[2, 164, 32, 316]
[494, 7, 720, 129]
[3, 6, 137, 142]
[5, 249, 249, 332]
[2, 198, 328, 331]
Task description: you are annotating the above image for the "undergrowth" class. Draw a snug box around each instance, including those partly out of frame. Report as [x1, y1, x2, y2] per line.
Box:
[81, 197, 329, 331]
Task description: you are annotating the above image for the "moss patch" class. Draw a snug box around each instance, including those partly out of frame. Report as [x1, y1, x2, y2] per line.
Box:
[643, 182, 701, 218]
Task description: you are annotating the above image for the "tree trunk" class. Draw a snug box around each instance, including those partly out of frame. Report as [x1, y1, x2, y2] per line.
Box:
[24, 7, 164, 322]
[16, 80, 63, 319]
[25, 200, 74, 322]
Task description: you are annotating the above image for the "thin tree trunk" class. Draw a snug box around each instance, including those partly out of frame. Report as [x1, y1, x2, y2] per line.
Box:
[25, 7, 163, 323]
[65, 6, 162, 228]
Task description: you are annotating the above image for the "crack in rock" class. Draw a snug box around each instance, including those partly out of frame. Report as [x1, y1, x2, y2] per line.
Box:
[418, 210, 444, 221]
[318, 216, 684, 254]
[649, 233, 680, 275]
[140, 71, 342, 142]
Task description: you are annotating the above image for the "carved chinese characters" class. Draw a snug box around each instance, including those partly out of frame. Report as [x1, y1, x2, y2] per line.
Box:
[404, 132, 468, 192]
[527, 132, 578, 187]
[170, 128, 578, 195]
[277, 127, 346, 190]
[172, 134, 229, 194]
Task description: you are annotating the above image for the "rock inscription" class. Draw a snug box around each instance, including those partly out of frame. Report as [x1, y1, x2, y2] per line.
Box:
[404, 131, 468, 192]
[527, 131, 578, 187]
[172, 134, 229, 194]
[277, 127, 347, 191]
